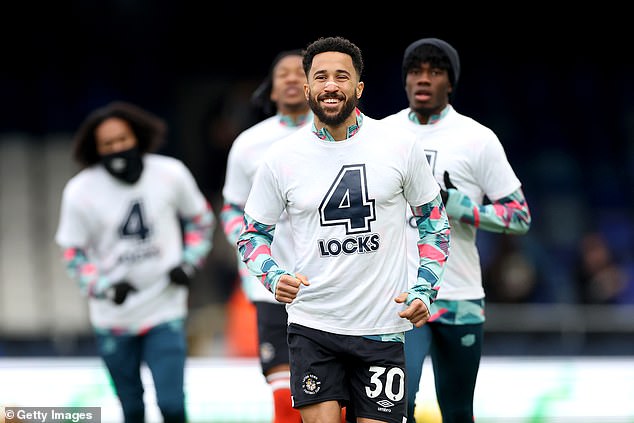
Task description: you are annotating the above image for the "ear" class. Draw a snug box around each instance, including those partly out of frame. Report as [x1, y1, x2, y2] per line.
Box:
[356, 81, 364, 99]
[304, 84, 310, 101]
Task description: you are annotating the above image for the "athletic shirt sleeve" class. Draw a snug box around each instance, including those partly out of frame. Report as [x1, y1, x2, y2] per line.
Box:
[474, 131, 521, 201]
[55, 174, 92, 249]
[222, 133, 252, 207]
[243, 159, 286, 226]
[173, 160, 209, 217]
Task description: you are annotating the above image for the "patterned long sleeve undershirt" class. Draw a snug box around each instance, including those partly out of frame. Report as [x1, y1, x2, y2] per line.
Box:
[445, 187, 531, 234]
[237, 193, 451, 307]
[409, 192, 451, 312]
[220, 202, 244, 246]
[181, 201, 216, 268]
[236, 215, 286, 295]
[61, 248, 110, 298]
[61, 202, 215, 298]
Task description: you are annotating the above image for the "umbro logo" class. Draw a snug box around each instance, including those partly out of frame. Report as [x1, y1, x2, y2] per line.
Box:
[377, 399, 394, 408]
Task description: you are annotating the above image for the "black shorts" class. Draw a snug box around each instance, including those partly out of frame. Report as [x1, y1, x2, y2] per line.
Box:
[288, 323, 406, 423]
[255, 301, 290, 374]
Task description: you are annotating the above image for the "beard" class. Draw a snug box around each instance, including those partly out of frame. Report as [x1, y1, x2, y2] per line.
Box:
[309, 91, 358, 127]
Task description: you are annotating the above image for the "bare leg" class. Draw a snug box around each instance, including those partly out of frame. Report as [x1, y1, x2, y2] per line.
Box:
[300, 400, 343, 423]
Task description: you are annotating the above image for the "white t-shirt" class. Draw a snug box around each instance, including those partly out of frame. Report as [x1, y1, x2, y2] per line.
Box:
[244, 116, 439, 336]
[223, 115, 310, 303]
[55, 154, 209, 331]
[383, 106, 521, 300]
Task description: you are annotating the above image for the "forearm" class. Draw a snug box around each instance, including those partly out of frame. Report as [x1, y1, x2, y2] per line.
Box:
[220, 202, 244, 246]
[408, 193, 451, 310]
[61, 247, 109, 298]
[182, 201, 215, 268]
[446, 188, 531, 234]
[236, 213, 291, 294]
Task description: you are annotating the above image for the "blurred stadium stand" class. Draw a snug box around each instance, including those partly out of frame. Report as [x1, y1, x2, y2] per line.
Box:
[0, 135, 633, 357]
[0, 7, 633, 358]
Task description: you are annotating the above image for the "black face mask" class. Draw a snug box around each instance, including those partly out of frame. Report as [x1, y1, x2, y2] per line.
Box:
[101, 147, 144, 184]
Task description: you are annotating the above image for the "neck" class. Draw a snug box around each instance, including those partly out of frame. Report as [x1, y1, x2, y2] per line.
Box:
[278, 105, 311, 124]
[314, 113, 359, 142]
[312, 109, 362, 142]
[411, 104, 450, 125]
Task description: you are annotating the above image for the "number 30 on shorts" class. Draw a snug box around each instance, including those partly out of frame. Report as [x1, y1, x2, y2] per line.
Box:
[365, 366, 405, 401]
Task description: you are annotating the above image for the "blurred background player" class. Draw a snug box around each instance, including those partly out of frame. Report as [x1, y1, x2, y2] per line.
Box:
[220, 49, 311, 423]
[383, 38, 531, 422]
[55, 101, 215, 423]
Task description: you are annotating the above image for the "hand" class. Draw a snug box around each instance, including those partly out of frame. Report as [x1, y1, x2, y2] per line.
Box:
[440, 170, 456, 204]
[108, 281, 137, 305]
[169, 263, 196, 287]
[275, 273, 309, 304]
[395, 293, 430, 327]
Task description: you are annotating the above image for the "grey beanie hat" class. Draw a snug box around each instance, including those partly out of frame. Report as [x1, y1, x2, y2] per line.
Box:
[402, 38, 460, 89]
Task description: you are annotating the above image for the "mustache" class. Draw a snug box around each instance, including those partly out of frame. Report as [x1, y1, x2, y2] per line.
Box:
[318, 93, 345, 101]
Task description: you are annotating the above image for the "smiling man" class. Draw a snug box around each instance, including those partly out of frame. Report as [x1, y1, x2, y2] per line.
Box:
[237, 36, 450, 423]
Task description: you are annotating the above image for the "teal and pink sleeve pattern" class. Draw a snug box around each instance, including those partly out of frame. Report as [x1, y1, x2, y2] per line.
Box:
[61, 201, 215, 298]
[61, 247, 110, 299]
[446, 187, 531, 234]
[237, 213, 293, 295]
[408, 192, 451, 312]
[220, 202, 244, 246]
[181, 201, 215, 268]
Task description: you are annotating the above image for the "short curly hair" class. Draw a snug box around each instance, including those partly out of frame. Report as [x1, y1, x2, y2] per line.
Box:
[302, 36, 364, 80]
[72, 101, 167, 167]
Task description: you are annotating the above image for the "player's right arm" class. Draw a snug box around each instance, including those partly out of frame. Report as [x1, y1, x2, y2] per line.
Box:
[60, 247, 111, 299]
[61, 247, 138, 304]
[237, 213, 306, 302]
[56, 181, 137, 304]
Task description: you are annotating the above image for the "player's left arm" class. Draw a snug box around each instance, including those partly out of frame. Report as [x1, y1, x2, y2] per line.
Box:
[171, 200, 215, 285]
[406, 192, 451, 311]
[181, 200, 215, 267]
[442, 171, 531, 234]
